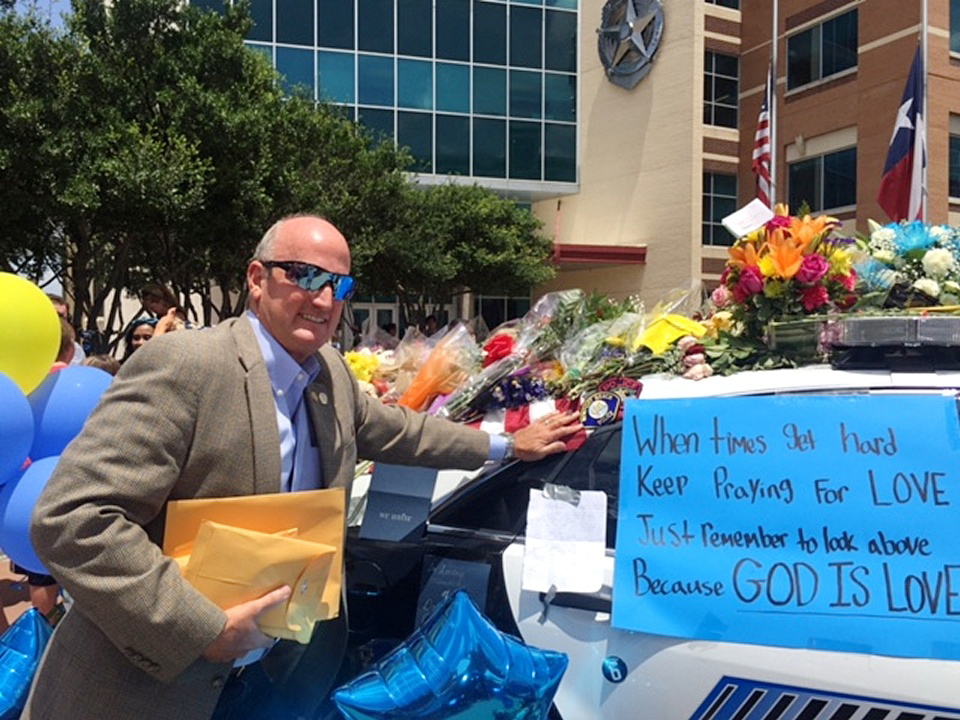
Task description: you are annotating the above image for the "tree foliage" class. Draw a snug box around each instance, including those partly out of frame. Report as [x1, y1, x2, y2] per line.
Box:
[0, 0, 555, 351]
[357, 183, 555, 328]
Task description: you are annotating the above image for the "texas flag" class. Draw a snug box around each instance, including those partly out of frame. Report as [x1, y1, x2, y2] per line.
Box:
[877, 46, 925, 222]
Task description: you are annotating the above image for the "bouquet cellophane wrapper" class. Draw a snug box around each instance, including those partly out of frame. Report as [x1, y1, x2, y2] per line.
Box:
[179, 521, 335, 644]
[164, 487, 346, 625]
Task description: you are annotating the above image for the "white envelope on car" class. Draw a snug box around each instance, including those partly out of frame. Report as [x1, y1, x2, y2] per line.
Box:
[522, 486, 607, 594]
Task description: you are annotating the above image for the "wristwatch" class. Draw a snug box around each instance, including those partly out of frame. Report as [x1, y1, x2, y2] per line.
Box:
[500, 432, 516, 462]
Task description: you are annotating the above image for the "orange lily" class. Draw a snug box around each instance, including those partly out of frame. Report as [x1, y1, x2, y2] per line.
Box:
[762, 227, 804, 279]
[728, 240, 761, 269]
[789, 213, 838, 250]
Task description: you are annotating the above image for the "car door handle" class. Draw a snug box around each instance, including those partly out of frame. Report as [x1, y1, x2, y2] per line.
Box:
[538, 589, 612, 614]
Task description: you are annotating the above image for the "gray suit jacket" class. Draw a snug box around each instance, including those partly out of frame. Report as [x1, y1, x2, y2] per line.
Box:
[23, 315, 489, 720]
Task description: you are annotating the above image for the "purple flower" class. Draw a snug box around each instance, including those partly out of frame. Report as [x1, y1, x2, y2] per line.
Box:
[796, 253, 830, 285]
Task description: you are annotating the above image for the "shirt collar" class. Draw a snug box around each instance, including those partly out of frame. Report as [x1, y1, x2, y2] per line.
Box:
[246, 310, 321, 398]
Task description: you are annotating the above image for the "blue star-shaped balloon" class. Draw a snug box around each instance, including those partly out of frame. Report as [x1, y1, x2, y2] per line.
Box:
[334, 591, 568, 720]
[0, 609, 53, 720]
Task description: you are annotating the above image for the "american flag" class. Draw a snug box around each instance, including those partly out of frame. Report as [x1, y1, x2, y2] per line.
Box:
[752, 65, 773, 208]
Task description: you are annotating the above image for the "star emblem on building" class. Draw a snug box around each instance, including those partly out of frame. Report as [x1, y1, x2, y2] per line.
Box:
[597, 0, 664, 90]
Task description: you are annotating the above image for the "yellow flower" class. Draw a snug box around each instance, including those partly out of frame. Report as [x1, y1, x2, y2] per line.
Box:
[827, 247, 853, 276]
[703, 310, 733, 338]
[763, 279, 786, 298]
[605, 336, 626, 347]
[345, 350, 379, 383]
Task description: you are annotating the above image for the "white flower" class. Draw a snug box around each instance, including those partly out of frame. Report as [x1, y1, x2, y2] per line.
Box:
[870, 227, 897, 246]
[873, 249, 897, 265]
[921, 248, 955, 279]
[929, 225, 952, 243]
[913, 277, 941, 298]
[944, 280, 960, 294]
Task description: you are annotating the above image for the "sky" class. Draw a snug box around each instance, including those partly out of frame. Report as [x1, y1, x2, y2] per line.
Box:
[15, 0, 70, 28]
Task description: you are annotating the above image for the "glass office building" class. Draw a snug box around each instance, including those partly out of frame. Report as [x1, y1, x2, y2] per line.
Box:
[204, 0, 579, 192]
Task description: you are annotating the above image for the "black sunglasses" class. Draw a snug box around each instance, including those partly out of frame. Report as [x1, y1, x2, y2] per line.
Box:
[260, 260, 355, 301]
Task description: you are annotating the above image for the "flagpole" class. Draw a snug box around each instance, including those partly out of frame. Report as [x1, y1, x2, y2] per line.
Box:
[770, 0, 778, 205]
[921, 0, 928, 221]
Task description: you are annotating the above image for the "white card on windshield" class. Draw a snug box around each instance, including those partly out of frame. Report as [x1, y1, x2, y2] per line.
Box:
[522, 487, 606, 594]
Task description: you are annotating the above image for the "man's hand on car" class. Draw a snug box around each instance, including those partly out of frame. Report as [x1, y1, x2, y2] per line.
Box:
[512, 411, 582, 461]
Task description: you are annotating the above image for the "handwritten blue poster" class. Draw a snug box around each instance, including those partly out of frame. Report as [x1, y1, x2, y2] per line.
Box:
[613, 394, 960, 660]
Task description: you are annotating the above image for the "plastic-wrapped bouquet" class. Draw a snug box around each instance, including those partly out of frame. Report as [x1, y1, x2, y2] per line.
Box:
[396, 323, 481, 412]
[858, 220, 960, 307]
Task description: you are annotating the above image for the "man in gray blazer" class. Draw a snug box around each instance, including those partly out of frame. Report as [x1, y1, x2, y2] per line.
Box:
[23, 215, 579, 720]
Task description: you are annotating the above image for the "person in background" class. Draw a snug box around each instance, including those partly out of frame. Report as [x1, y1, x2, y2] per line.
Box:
[81, 354, 121, 376]
[422, 314, 439, 336]
[24, 214, 580, 720]
[141, 282, 190, 332]
[9, 316, 75, 626]
[121, 318, 157, 363]
[46, 293, 86, 365]
[50, 317, 76, 371]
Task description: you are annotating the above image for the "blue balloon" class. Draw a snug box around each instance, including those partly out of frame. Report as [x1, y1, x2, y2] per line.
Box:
[28, 366, 112, 460]
[334, 590, 568, 720]
[0, 456, 60, 575]
[0, 608, 53, 720]
[0, 374, 32, 487]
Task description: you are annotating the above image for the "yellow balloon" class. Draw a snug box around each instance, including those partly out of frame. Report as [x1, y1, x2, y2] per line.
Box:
[0, 273, 60, 394]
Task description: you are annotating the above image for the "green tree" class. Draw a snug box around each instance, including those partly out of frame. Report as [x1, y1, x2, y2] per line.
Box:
[356, 182, 556, 328]
[0, 0, 553, 350]
[0, 0, 411, 348]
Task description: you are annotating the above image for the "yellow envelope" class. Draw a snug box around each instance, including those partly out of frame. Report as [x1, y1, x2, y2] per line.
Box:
[180, 521, 336, 644]
[163, 487, 346, 621]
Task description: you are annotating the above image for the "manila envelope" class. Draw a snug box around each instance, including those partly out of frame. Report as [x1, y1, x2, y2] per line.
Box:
[164, 487, 346, 623]
[181, 521, 336, 644]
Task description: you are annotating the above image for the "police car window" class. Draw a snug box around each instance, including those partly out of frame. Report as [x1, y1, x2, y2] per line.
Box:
[431, 454, 567, 536]
[552, 426, 621, 548]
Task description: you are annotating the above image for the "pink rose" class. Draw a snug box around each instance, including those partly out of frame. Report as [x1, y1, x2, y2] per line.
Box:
[711, 284, 731, 308]
[801, 284, 829, 311]
[765, 215, 791, 231]
[796, 254, 830, 285]
[733, 266, 764, 303]
[683, 363, 714, 380]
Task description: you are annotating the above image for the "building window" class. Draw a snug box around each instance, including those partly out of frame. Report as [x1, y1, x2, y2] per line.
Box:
[788, 147, 856, 213]
[702, 172, 737, 247]
[703, 51, 738, 128]
[787, 9, 857, 91]
[953, 0, 960, 54]
[474, 295, 531, 331]
[250, 0, 578, 185]
[705, 0, 739, 8]
[950, 135, 960, 198]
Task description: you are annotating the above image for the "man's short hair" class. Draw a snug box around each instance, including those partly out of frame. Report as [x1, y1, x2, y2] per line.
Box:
[58, 317, 76, 363]
[47, 293, 69, 319]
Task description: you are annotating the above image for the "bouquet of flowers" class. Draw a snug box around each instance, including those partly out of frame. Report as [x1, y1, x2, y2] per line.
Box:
[344, 347, 394, 397]
[858, 220, 960, 308]
[437, 291, 586, 421]
[396, 323, 481, 412]
[712, 204, 857, 341]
